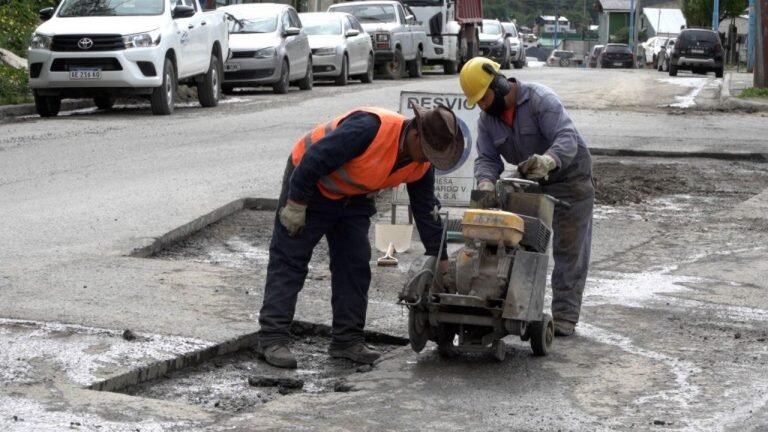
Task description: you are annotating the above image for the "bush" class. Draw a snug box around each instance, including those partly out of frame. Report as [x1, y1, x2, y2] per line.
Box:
[738, 87, 768, 99]
[0, 63, 31, 104]
[0, 0, 57, 57]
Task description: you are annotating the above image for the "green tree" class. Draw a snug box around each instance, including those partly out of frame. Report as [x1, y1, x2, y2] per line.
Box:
[0, 0, 57, 57]
[681, 0, 746, 28]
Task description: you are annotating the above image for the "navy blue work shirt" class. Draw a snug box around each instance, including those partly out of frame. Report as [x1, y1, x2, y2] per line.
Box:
[288, 111, 446, 258]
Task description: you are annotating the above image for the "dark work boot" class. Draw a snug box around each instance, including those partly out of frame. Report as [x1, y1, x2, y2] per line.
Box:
[328, 343, 381, 364]
[554, 319, 576, 337]
[256, 343, 298, 369]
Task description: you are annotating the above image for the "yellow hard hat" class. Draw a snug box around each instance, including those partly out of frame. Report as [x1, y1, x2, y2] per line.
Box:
[459, 57, 501, 107]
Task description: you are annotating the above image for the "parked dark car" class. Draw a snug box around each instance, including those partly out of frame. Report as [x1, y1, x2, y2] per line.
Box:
[588, 44, 604, 68]
[598, 43, 634, 68]
[668, 28, 724, 77]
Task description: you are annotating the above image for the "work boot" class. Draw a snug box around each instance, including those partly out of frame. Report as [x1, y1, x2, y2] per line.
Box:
[554, 319, 576, 337]
[328, 343, 381, 364]
[256, 343, 298, 369]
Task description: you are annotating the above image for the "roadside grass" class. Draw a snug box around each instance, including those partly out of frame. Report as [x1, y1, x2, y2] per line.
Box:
[738, 87, 768, 99]
[0, 63, 31, 105]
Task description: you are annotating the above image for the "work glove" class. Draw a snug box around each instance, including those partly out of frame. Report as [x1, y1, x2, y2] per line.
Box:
[279, 199, 307, 237]
[477, 180, 495, 191]
[518, 154, 556, 181]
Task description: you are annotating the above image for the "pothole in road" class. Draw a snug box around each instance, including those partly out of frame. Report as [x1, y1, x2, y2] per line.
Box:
[118, 322, 405, 413]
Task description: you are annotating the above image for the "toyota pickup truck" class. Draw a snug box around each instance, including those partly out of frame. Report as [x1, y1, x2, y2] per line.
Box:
[27, 0, 229, 116]
[328, 0, 427, 79]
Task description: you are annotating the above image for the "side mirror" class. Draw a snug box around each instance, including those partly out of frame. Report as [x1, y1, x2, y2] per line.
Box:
[345, 29, 360, 37]
[172, 5, 195, 19]
[284, 27, 301, 37]
[39, 7, 55, 21]
[405, 14, 415, 24]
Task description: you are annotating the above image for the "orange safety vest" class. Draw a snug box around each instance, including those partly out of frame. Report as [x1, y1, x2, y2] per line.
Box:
[291, 107, 430, 200]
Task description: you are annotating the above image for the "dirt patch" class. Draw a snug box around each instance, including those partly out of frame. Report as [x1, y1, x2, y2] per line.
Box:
[592, 157, 768, 205]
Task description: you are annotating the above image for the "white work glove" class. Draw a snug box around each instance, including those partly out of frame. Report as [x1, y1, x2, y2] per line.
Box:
[518, 154, 556, 181]
[279, 199, 307, 236]
[477, 180, 495, 191]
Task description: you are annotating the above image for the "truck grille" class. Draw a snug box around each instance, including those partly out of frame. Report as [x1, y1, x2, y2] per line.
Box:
[52, 34, 125, 52]
[50, 57, 123, 71]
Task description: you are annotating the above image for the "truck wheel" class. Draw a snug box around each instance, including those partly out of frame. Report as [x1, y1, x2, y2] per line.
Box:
[669, 63, 678, 77]
[151, 58, 176, 115]
[407, 50, 422, 78]
[334, 55, 348, 86]
[513, 59, 524, 69]
[381, 48, 404, 80]
[34, 92, 61, 118]
[273, 59, 290, 94]
[529, 314, 554, 357]
[501, 48, 511, 69]
[443, 59, 458, 75]
[297, 57, 313, 90]
[359, 53, 374, 83]
[198, 53, 221, 108]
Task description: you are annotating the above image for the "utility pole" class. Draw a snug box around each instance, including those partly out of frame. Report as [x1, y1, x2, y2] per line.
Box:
[629, 0, 635, 52]
[712, 0, 720, 31]
[756, 0, 767, 87]
[749, 0, 756, 72]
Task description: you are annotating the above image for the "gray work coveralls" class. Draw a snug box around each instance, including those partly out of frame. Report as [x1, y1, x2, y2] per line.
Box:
[474, 80, 594, 324]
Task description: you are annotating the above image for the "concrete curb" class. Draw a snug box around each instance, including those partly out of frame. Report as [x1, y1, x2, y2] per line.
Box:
[130, 197, 279, 258]
[719, 72, 768, 112]
[591, 147, 768, 162]
[0, 99, 95, 121]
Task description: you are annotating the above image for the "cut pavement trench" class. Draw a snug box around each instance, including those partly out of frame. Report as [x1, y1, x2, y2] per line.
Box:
[102, 155, 768, 416]
[119, 322, 405, 413]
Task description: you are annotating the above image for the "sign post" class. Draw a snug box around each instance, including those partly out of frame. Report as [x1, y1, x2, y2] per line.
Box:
[392, 91, 482, 221]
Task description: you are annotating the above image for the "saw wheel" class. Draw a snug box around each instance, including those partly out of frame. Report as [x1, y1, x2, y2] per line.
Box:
[405, 256, 437, 353]
[408, 306, 430, 352]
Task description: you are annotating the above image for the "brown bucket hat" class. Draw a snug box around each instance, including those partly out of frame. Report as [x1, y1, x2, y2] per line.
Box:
[411, 103, 464, 170]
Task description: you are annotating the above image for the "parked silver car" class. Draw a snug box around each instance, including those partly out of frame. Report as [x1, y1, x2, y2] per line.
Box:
[220, 3, 312, 94]
[299, 12, 374, 86]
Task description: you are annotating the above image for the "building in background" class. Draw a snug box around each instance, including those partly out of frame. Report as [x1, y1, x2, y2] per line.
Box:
[641, 7, 685, 38]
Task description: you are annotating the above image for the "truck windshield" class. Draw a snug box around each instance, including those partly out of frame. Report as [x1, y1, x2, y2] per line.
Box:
[58, 0, 165, 17]
[228, 14, 278, 34]
[481, 22, 502, 35]
[330, 4, 396, 23]
[301, 16, 342, 35]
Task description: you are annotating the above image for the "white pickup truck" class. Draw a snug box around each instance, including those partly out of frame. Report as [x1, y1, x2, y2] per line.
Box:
[27, 0, 229, 116]
[328, 1, 427, 79]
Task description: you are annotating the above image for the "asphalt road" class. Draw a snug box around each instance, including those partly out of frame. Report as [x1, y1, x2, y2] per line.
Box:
[1, 66, 768, 431]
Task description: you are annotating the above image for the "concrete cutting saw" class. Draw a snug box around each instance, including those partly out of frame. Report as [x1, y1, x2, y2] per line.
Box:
[399, 177, 569, 360]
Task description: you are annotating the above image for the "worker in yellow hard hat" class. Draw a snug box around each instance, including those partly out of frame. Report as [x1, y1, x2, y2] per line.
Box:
[459, 56, 594, 337]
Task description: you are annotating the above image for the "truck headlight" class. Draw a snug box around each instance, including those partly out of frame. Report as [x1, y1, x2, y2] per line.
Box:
[431, 36, 443, 45]
[29, 33, 53, 50]
[375, 33, 390, 42]
[122, 30, 162, 49]
[254, 47, 276, 58]
[494, 38, 504, 46]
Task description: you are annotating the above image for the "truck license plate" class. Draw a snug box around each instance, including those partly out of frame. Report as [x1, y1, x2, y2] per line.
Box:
[691, 49, 704, 54]
[614, 62, 623, 66]
[225, 63, 240, 72]
[69, 69, 101, 80]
